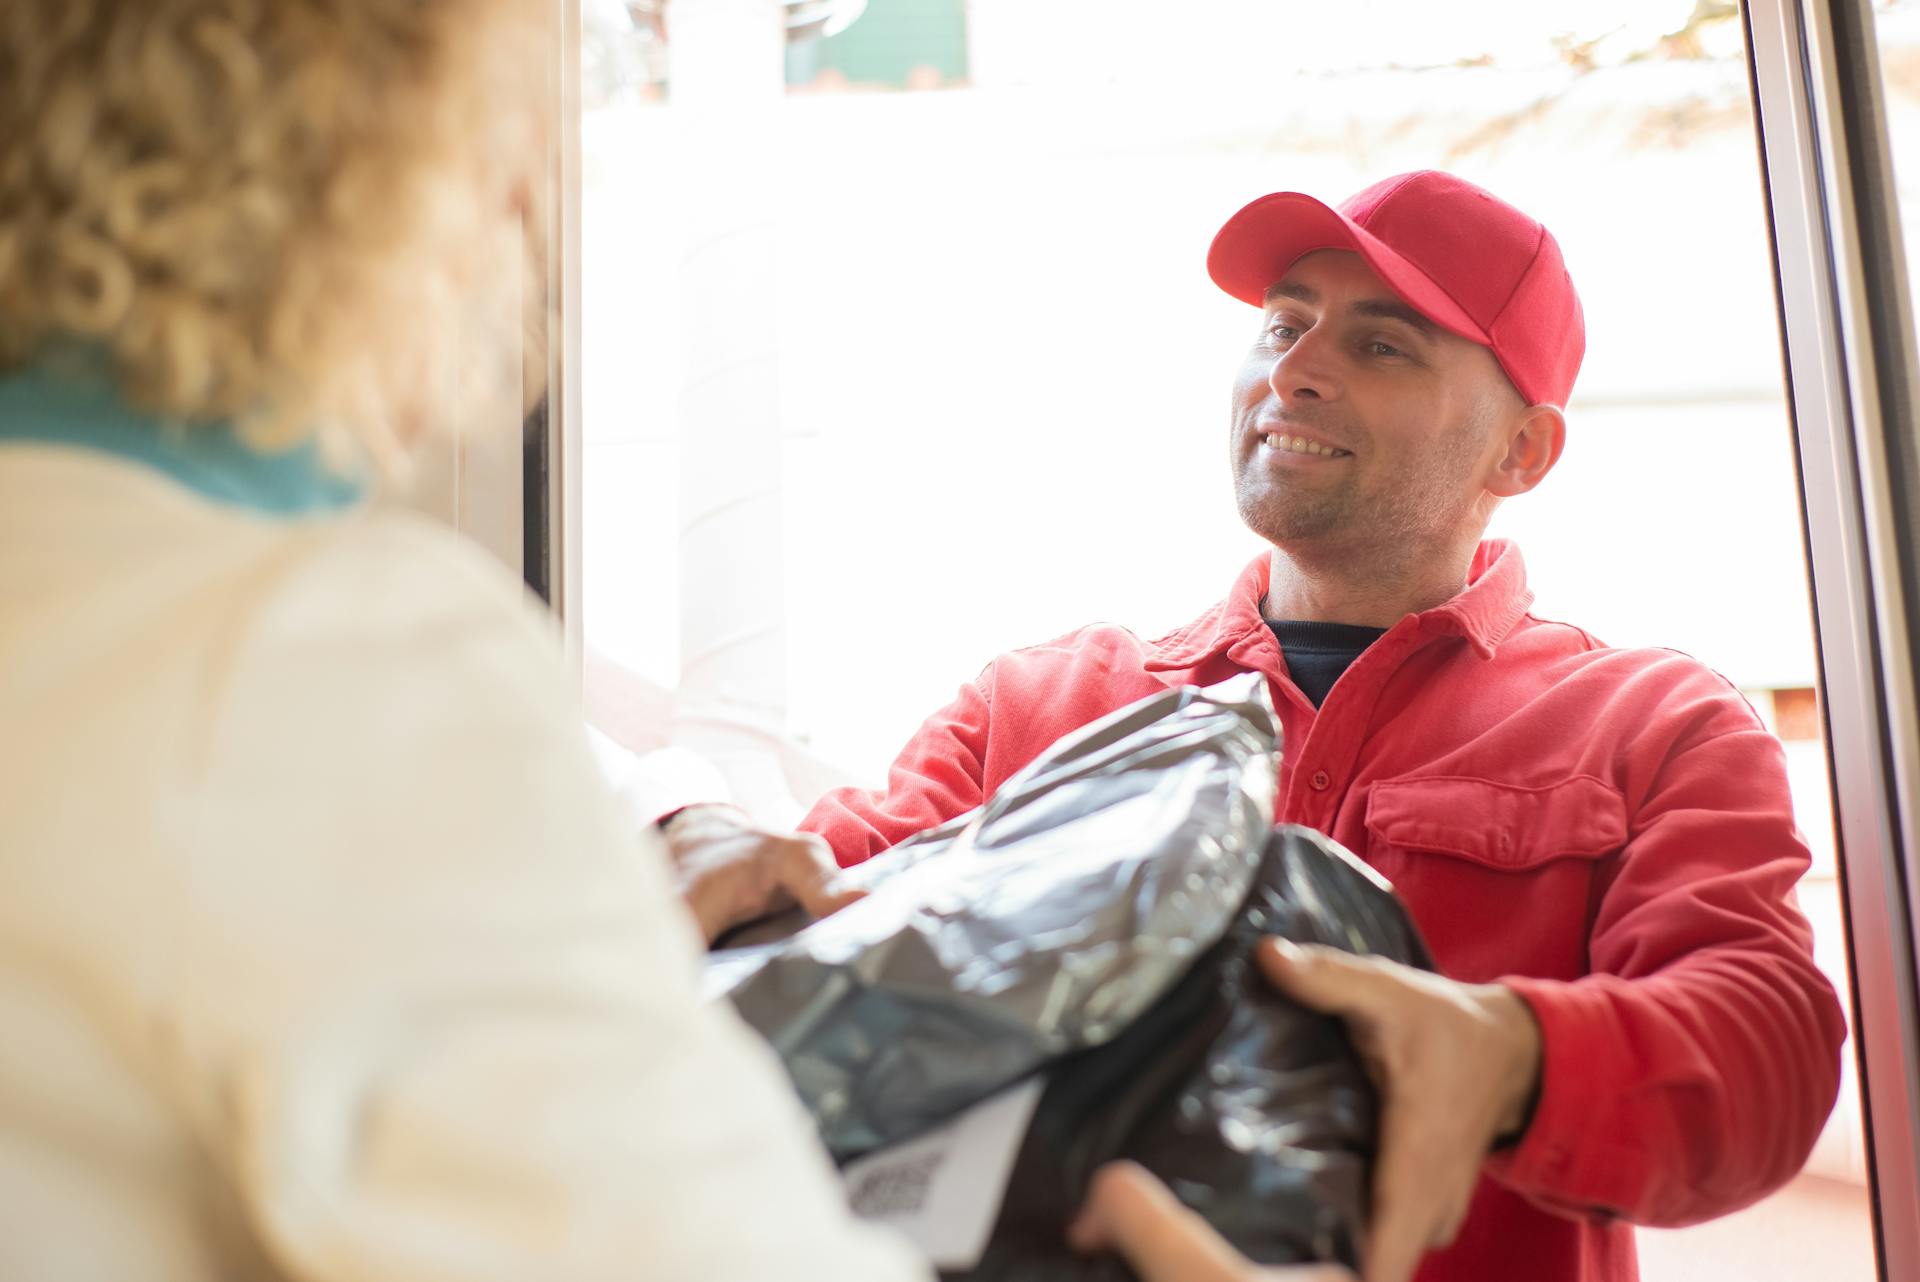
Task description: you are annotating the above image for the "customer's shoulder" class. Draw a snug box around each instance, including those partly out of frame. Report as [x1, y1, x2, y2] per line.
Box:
[276, 508, 549, 640]
[230, 508, 569, 723]
[293, 505, 530, 600]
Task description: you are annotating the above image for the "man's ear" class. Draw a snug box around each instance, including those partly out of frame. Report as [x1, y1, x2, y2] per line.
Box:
[1486, 404, 1566, 499]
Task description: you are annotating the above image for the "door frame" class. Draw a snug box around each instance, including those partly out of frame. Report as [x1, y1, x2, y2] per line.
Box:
[1746, 1, 1920, 1275]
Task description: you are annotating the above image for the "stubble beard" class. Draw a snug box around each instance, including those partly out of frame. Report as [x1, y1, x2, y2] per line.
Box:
[1234, 470, 1348, 546]
[1233, 410, 1493, 564]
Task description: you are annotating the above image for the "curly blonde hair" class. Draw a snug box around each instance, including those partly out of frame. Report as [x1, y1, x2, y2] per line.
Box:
[0, 0, 544, 467]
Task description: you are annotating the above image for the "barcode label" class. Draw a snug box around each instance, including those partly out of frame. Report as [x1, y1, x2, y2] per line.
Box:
[848, 1150, 944, 1219]
[840, 1077, 1045, 1270]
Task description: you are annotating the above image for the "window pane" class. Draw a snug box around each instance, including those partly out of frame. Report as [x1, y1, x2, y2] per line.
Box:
[577, 4, 1875, 1274]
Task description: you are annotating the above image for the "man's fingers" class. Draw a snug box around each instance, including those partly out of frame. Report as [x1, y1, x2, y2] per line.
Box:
[1431, 1184, 1474, 1249]
[773, 836, 866, 921]
[1359, 1130, 1436, 1282]
[1071, 1163, 1357, 1282]
[1363, 1095, 1478, 1282]
[1069, 1163, 1254, 1282]
[1255, 938, 1400, 1020]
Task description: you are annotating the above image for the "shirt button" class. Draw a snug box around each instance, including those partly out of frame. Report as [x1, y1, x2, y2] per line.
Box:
[1310, 770, 1331, 791]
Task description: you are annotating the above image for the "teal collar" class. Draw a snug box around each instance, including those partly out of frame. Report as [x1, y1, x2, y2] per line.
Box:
[0, 359, 366, 516]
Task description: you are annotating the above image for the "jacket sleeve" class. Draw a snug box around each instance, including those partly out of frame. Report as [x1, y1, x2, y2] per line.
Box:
[799, 669, 996, 867]
[1485, 702, 1848, 1226]
[172, 524, 928, 1282]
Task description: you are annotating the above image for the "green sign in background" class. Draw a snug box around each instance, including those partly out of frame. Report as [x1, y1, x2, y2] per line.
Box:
[787, 0, 969, 88]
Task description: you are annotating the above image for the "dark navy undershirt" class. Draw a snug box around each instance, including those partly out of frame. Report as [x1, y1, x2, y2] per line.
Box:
[1267, 620, 1389, 707]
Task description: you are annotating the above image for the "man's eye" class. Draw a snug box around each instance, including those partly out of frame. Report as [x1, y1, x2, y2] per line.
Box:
[1368, 340, 1405, 358]
[1266, 323, 1299, 343]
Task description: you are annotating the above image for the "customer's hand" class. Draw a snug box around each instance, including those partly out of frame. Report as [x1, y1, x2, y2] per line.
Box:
[1255, 938, 1542, 1282]
[659, 804, 864, 945]
[1069, 1161, 1357, 1282]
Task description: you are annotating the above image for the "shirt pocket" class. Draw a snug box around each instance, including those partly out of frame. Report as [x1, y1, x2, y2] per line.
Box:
[1363, 775, 1628, 981]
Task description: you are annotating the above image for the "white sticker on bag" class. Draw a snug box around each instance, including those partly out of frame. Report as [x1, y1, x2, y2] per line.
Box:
[841, 1076, 1046, 1271]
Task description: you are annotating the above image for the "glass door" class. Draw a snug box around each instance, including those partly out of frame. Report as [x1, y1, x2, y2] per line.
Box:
[543, 1, 1920, 1276]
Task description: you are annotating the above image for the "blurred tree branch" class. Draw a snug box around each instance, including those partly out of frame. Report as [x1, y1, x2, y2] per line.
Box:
[1445, 0, 1744, 160]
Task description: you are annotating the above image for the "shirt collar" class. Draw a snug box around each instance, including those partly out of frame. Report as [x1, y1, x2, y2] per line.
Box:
[1144, 539, 1534, 672]
[1440, 540, 1535, 659]
[0, 354, 365, 516]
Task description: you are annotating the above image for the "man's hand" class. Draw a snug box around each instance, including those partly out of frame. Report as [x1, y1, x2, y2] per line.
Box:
[659, 804, 864, 945]
[1069, 1161, 1357, 1282]
[1256, 938, 1542, 1282]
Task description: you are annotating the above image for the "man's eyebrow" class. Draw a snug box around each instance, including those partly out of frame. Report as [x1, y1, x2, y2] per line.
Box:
[1261, 284, 1439, 341]
[1353, 297, 1440, 339]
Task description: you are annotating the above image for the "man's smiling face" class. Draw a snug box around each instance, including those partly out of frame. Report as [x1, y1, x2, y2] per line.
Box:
[1229, 249, 1524, 564]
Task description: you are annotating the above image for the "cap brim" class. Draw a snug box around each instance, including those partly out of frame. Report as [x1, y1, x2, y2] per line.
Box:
[1206, 192, 1489, 346]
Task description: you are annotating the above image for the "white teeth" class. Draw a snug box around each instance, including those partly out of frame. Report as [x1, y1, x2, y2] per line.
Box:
[1263, 433, 1343, 457]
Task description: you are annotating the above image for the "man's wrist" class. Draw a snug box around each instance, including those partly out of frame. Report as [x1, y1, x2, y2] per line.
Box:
[655, 801, 742, 836]
[1481, 983, 1545, 1145]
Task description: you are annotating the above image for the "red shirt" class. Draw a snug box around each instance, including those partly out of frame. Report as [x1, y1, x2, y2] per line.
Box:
[800, 540, 1847, 1282]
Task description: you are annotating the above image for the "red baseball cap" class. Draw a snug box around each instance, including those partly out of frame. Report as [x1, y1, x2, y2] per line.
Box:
[1207, 170, 1585, 408]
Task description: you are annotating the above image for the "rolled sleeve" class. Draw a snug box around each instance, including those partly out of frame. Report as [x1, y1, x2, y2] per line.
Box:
[801, 671, 994, 867]
[1485, 720, 1846, 1226]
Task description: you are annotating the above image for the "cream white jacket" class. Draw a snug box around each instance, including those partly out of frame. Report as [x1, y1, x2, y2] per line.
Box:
[0, 438, 925, 1282]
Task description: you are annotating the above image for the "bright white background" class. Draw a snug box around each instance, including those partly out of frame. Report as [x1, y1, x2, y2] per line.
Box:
[582, 2, 1816, 778]
[578, 4, 1920, 1276]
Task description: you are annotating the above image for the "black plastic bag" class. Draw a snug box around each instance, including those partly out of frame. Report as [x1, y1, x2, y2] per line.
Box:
[706, 675, 1281, 1158]
[706, 675, 1429, 1276]
[949, 824, 1430, 1280]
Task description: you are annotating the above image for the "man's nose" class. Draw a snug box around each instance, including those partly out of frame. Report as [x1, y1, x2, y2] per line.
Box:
[1269, 329, 1340, 404]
